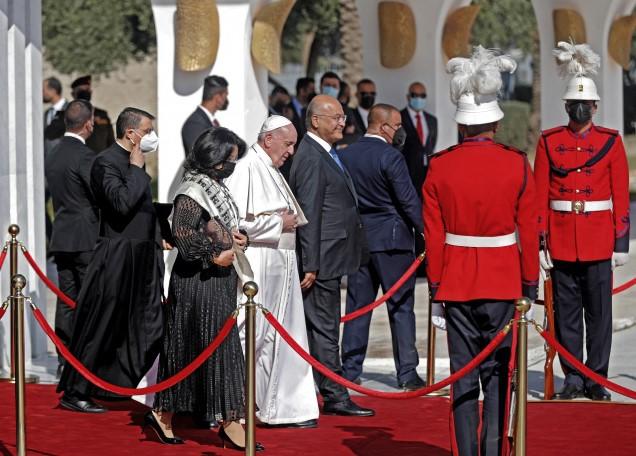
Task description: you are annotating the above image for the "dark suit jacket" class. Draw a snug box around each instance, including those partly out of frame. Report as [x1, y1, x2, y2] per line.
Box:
[339, 136, 423, 252]
[45, 136, 99, 254]
[400, 108, 438, 197]
[181, 107, 214, 157]
[289, 134, 368, 280]
[45, 105, 114, 154]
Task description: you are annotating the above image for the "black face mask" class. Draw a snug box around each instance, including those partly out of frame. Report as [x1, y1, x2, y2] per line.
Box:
[75, 89, 92, 102]
[273, 101, 288, 114]
[360, 94, 375, 110]
[391, 127, 407, 151]
[213, 161, 236, 179]
[567, 101, 593, 124]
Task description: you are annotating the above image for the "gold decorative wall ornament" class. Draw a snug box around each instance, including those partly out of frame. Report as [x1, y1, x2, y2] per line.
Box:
[609, 14, 636, 70]
[175, 0, 220, 72]
[251, 0, 296, 74]
[442, 5, 480, 60]
[378, 2, 416, 69]
[553, 9, 586, 45]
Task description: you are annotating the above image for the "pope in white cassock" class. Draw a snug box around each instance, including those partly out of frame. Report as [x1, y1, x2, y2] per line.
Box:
[225, 115, 320, 428]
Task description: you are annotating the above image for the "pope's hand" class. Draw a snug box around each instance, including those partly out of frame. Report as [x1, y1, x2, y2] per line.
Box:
[611, 252, 629, 270]
[431, 302, 446, 331]
[539, 250, 553, 281]
[280, 210, 298, 233]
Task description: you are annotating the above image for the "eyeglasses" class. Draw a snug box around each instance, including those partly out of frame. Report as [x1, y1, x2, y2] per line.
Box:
[314, 114, 347, 123]
[409, 93, 427, 98]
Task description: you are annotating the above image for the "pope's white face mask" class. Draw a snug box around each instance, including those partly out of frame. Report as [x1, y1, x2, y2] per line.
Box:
[133, 130, 159, 153]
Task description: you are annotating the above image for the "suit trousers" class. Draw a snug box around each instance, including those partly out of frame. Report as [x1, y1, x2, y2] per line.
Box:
[341, 250, 419, 384]
[303, 276, 349, 404]
[53, 251, 92, 366]
[446, 300, 514, 456]
[551, 259, 612, 388]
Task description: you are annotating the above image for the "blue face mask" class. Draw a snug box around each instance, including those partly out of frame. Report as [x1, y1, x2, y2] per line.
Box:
[409, 97, 426, 111]
[322, 86, 339, 99]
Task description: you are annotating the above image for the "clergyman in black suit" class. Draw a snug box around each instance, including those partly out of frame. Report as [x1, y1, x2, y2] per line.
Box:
[339, 104, 425, 390]
[181, 75, 229, 156]
[44, 100, 99, 376]
[289, 95, 374, 417]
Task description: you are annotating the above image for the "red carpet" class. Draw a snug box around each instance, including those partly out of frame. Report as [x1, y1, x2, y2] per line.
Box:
[0, 384, 634, 455]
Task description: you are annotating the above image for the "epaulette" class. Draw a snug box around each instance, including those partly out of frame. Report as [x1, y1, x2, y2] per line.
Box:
[430, 144, 459, 160]
[540, 126, 566, 138]
[496, 143, 527, 156]
[594, 125, 618, 136]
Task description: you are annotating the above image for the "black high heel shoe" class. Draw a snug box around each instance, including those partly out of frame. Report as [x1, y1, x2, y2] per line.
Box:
[144, 411, 185, 445]
[218, 425, 265, 451]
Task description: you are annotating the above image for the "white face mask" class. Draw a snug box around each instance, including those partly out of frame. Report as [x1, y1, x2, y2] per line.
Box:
[136, 130, 159, 153]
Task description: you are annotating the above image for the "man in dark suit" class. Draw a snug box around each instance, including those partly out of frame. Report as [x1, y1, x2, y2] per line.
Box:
[181, 75, 229, 156]
[341, 78, 376, 146]
[289, 95, 374, 417]
[339, 104, 425, 390]
[401, 82, 437, 273]
[44, 100, 99, 377]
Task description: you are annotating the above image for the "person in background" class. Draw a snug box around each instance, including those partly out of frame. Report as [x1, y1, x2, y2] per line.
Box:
[338, 81, 351, 108]
[268, 85, 295, 121]
[181, 75, 229, 156]
[45, 99, 99, 379]
[339, 104, 424, 390]
[341, 78, 376, 145]
[43, 76, 68, 155]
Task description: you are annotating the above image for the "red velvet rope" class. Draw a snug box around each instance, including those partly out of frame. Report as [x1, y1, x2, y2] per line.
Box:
[31, 306, 237, 395]
[264, 309, 510, 399]
[0, 246, 7, 271]
[340, 254, 424, 323]
[22, 248, 76, 309]
[0, 306, 6, 321]
[537, 325, 636, 400]
[536, 276, 636, 305]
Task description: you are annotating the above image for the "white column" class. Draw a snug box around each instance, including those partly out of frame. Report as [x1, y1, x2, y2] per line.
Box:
[151, 0, 269, 204]
[356, 0, 470, 152]
[532, 0, 636, 132]
[0, 0, 47, 371]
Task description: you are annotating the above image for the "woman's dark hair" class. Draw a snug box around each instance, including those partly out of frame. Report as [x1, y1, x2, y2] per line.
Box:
[184, 127, 246, 177]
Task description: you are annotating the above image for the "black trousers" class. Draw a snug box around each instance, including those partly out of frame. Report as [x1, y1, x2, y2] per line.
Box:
[446, 300, 514, 456]
[552, 259, 612, 388]
[341, 250, 419, 384]
[53, 251, 92, 366]
[303, 276, 349, 404]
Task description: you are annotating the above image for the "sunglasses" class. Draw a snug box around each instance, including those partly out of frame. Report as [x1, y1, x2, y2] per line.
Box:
[359, 92, 376, 96]
[409, 93, 427, 98]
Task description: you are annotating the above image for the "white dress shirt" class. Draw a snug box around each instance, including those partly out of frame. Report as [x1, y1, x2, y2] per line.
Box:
[357, 106, 369, 128]
[63, 132, 86, 144]
[364, 133, 387, 143]
[198, 105, 217, 125]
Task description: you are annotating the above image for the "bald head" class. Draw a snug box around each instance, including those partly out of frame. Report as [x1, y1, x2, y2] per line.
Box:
[306, 95, 345, 144]
[368, 104, 399, 129]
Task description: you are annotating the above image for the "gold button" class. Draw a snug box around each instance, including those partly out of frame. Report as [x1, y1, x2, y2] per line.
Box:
[577, 147, 581, 151]
[577, 169, 581, 172]
[575, 189, 580, 193]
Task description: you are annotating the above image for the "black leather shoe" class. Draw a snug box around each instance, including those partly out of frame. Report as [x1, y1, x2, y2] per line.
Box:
[552, 384, 584, 400]
[398, 376, 426, 391]
[144, 411, 184, 445]
[585, 384, 611, 401]
[218, 426, 264, 451]
[323, 399, 374, 417]
[194, 417, 219, 429]
[59, 394, 108, 413]
[261, 419, 318, 429]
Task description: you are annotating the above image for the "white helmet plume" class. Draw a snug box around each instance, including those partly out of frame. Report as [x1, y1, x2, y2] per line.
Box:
[446, 46, 517, 105]
[553, 41, 600, 79]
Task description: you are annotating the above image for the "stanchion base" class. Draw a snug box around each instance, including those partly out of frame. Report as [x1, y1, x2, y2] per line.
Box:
[426, 387, 450, 397]
[0, 375, 39, 384]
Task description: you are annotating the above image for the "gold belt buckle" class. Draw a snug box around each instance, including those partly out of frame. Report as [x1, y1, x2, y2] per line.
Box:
[572, 200, 585, 214]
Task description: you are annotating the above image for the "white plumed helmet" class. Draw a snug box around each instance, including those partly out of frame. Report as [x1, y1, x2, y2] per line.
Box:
[553, 41, 601, 101]
[447, 46, 517, 125]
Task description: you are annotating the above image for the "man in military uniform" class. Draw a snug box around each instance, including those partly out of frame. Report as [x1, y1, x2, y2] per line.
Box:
[45, 75, 115, 153]
[535, 42, 630, 401]
[424, 47, 538, 456]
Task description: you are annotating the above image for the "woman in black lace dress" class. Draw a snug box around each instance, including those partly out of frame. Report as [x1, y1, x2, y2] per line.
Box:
[147, 128, 262, 451]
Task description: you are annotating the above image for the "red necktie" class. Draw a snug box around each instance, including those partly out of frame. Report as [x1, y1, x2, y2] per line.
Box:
[212, 119, 220, 127]
[416, 112, 425, 145]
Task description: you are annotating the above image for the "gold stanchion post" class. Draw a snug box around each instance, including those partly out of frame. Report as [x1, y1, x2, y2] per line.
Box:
[243, 281, 259, 456]
[425, 292, 448, 396]
[514, 297, 531, 456]
[12, 274, 27, 456]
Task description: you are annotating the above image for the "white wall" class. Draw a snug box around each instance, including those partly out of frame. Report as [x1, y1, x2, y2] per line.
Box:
[0, 0, 48, 371]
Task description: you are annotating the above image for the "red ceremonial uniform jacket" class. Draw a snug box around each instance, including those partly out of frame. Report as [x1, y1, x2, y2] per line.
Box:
[534, 124, 630, 262]
[423, 138, 539, 302]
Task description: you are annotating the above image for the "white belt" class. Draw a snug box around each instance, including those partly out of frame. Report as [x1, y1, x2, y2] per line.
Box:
[445, 232, 517, 248]
[550, 199, 612, 214]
